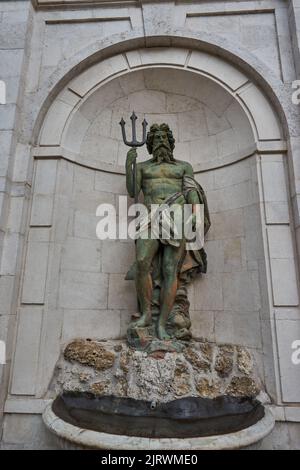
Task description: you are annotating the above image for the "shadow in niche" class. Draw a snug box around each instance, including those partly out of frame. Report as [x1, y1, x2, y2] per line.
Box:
[52, 392, 264, 439]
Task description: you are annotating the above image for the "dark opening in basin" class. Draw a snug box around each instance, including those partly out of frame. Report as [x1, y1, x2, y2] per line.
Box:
[52, 392, 264, 439]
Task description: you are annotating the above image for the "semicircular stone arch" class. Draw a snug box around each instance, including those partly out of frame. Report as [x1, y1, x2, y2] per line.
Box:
[37, 47, 284, 174]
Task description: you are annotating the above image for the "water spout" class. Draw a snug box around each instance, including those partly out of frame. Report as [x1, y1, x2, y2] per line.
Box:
[150, 400, 157, 410]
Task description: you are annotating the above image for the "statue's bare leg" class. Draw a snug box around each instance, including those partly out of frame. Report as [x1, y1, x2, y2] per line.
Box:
[158, 241, 185, 340]
[134, 238, 160, 328]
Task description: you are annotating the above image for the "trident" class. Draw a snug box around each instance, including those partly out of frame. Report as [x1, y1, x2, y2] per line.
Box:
[120, 112, 148, 204]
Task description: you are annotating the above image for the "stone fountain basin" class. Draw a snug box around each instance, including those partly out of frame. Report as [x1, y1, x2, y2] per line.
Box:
[42, 392, 275, 448]
[52, 392, 263, 439]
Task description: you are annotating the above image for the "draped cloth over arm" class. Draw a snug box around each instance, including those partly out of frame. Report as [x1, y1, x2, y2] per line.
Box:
[179, 175, 211, 280]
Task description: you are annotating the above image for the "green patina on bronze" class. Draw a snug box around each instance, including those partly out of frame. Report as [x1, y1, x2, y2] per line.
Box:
[124, 123, 210, 351]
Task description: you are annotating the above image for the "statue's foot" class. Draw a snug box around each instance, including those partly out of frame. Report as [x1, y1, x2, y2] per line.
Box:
[133, 314, 152, 328]
[157, 324, 171, 341]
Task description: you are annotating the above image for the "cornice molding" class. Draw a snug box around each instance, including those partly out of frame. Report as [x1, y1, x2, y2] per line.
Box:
[32, 0, 216, 9]
[32, 0, 139, 10]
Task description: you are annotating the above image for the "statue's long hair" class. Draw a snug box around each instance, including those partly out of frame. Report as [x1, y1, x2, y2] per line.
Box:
[146, 123, 175, 158]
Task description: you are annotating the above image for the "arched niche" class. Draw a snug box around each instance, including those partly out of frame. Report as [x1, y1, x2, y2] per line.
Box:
[37, 47, 284, 172]
[15, 46, 298, 406]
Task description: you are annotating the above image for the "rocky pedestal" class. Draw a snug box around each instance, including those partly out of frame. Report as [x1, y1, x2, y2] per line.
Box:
[48, 338, 264, 402]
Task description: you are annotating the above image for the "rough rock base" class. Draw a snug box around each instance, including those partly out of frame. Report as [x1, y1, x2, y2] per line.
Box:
[49, 339, 264, 403]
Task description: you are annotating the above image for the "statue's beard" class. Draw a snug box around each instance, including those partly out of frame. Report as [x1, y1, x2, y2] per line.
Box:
[152, 145, 173, 163]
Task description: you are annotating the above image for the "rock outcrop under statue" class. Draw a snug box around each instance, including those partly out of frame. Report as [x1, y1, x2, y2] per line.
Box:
[49, 339, 265, 403]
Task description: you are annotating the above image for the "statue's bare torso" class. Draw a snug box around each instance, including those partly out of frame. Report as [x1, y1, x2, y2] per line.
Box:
[137, 159, 192, 206]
